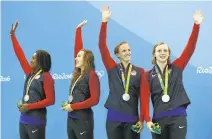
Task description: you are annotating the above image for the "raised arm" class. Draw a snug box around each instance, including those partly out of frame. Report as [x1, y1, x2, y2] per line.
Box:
[99, 5, 116, 71]
[172, 10, 203, 70]
[10, 21, 32, 75]
[74, 20, 87, 58]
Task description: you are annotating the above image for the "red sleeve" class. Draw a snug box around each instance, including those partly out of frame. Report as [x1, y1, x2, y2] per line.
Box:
[71, 70, 100, 110]
[11, 34, 32, 75]
[74, 27, 83, 58]
[172, 23, 200, 70]
[139, 68, 144, 121]
[141, 71, 151, 122]
[99, 22, 117, 71]
[27, 72, 55, 110]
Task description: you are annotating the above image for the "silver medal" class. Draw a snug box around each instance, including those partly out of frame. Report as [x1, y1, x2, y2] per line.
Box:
[162, 94, 170, 102]
[122, 94, 130, 101]
[24, 95, 29, 102]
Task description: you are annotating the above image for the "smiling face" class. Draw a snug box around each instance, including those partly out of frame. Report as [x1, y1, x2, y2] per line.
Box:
[115, 42, 131, 63]
[152, 42, 171, 64]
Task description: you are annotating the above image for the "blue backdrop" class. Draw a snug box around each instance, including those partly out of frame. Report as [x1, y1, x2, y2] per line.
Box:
[1, 1, 212, 139]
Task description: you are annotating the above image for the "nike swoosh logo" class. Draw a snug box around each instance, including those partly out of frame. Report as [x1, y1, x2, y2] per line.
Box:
[179, 126, 185, 129]
[152, 74, 157, 77]
[80, 131, 86, 135]
[32, 129, 38, 133]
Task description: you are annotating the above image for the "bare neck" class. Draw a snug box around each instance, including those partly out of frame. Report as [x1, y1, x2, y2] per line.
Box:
[121, 60, 131, 70]
[80, 67, 85, 74]
[156, 61, 167, 72]
[32, 67, 40, 74]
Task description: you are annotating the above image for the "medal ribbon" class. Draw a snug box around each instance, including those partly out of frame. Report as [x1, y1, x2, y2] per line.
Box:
[154, 66, 169, 95]
[120, 64, 132, 95]
[69, 75, 82, 96]
[25, 69, 42, 96]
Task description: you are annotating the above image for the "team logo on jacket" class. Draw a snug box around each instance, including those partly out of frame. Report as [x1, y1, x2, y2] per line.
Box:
[35, 75, 41, 79]
[152, 74, 157, 77]
[131, 70, 137, 76]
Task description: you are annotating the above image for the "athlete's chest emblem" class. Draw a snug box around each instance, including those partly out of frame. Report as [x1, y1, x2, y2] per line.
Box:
[131, 70, 137, 76]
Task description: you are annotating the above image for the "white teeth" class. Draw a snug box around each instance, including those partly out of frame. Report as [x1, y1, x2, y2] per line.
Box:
[159, 56, 166, 59]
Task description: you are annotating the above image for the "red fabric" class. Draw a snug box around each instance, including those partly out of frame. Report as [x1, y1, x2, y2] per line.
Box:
[99, 22, 117, 71]
[142, 23, 200, 122]
[28, 72, 55, 110]
[71, 70, 100, 110]
[11, 34, 55, 110]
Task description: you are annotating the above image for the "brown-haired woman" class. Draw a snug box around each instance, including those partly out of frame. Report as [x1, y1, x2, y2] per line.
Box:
[61, 20, 100, 139]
